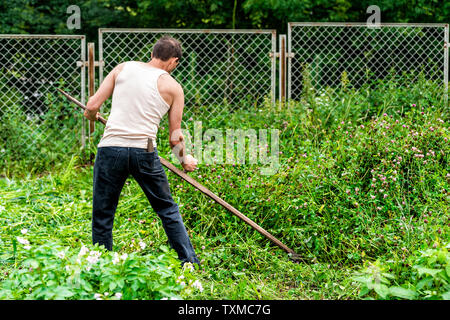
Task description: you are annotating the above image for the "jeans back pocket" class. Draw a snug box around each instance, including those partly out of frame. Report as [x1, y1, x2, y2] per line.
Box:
[98, 147, 123, 170]
[137, 151, 158, 174]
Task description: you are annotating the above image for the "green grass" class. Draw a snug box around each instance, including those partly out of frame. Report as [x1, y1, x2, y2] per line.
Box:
[0, 75, 449, 299]
[0, 165, 361, 299]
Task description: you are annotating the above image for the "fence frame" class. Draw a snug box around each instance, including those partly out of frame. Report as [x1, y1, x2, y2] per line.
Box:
[287, 22, 449, 107]
[98, 28, 277, 107]
[0, 33, 87, 146]
[1, 24, 448, 158]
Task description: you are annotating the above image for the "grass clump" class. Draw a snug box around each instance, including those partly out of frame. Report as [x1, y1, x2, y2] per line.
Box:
[0, 74, 448, 299]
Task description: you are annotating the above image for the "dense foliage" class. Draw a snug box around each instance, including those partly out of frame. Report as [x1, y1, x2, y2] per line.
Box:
[1, 74, 448, 299]
[0, 242, 200, 300]
[1, 0, 449, 301]
[2, 0, 450, 41]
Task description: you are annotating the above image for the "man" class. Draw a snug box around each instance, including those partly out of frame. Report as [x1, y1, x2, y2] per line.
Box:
[83, 36, 200, 265]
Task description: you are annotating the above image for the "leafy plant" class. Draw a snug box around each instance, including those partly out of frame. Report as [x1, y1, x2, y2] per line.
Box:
[0, 240, 202, 300]
[1, 76, 448, 300]
[353, 243, 450, 300]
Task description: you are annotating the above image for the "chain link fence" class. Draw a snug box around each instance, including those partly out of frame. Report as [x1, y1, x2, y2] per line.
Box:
[0, 34, 86, 170]
[1, 25, 449, 172]
[288, 23, 449, 106]
[99, 29, 276, 121]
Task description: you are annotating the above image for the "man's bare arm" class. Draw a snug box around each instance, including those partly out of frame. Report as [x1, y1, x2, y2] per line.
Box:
[84, 63, 124, 120]
[168, 81, 197, 171]
[168, 82, 185, 151]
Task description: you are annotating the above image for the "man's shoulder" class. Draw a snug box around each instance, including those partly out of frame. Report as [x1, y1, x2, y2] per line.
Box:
[159, 73, 183, 92]
[111, 62, 128, 77]
[159, 72, 177, 83]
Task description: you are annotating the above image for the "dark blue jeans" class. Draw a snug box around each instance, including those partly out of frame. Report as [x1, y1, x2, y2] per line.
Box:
[92, 146, 199, 265]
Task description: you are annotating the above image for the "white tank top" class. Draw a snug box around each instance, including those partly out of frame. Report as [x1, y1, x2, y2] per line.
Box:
[98, 61, 170, 149]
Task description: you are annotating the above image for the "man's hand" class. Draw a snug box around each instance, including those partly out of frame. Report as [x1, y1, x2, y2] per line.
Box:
[182, 154, 198, 172]
[84, 109, 100, 121]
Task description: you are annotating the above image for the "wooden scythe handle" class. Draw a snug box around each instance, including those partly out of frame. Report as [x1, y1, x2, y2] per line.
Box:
[56, 87, 298, 256]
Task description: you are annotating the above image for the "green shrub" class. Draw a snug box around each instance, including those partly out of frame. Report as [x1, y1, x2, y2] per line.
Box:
[1, 75, 448, 300]
[353, 242, 449, 300]
[0, 240, 201, 300]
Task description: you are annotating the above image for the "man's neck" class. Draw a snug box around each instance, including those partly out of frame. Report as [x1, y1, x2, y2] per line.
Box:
[147, 59, 170, 73]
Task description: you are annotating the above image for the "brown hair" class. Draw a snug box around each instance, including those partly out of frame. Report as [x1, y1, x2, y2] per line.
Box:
[152, 36, 182, 61]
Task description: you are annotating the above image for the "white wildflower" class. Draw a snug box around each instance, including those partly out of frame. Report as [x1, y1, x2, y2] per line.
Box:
[78, 245, 89, 257]
[115, 292, 122, 299]
[21, 229, 28, 235]
[139, 241, 146, 250]
[183, 262, 194, 272]
[0, 205, 5, 212]
[120, 253, 128, 261]
[16, 237, 30, 245]
[56, 251, 65, 259]
[112, 252, 120, 265]
[24, 245, 31, 250]
[86, 250, 101, 264]
[94, 293, 102, 300]
[104, 292, 109, 296]
[192, 280, 204, 292]
[86, 255, 99, 264]
[90, 250, 101, 258]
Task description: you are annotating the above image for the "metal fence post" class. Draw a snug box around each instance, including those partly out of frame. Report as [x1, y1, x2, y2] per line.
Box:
[287, 23, 292, 102]
[81, 37, 86, 148]
[88, 42, 95, 135]
[271, 30, 277, 106]
[444, 24, 449, 108]
[98, 29, 104, 85]
[278, 34, 286, 108]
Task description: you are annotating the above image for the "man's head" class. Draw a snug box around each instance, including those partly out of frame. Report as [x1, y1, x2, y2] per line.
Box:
[151, 36, 182, 73]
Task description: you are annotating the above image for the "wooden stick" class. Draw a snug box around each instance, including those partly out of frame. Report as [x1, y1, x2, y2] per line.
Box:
[87, 42, 96, 134]
[56, 88, 107, 125]
[56, 87, 297, 255]
[159, 156, 296, 254]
